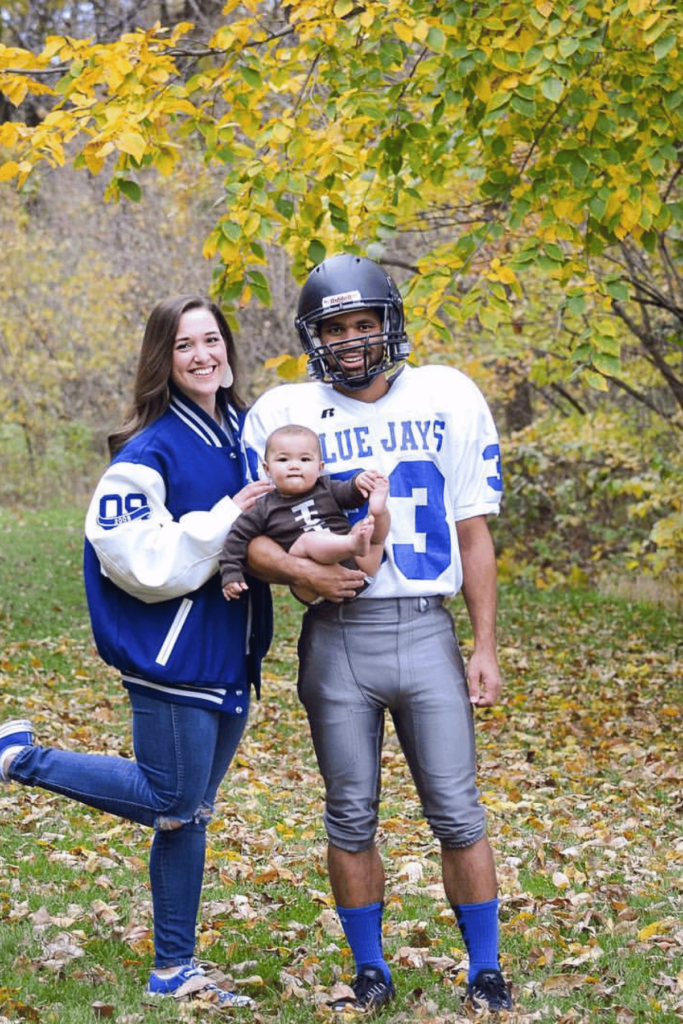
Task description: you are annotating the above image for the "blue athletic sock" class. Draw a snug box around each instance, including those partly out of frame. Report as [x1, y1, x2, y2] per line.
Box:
[336, 902, 391, 983]
[452, 897, 500, 983]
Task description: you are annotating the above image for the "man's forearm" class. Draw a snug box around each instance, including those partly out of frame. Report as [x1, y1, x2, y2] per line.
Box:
[457, 517, 498, 652]
[246, 534, 366, 603]
[246, 535, 307, 585]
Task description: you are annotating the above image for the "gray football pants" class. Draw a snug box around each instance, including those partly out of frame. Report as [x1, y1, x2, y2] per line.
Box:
[297, 596, 487, 853]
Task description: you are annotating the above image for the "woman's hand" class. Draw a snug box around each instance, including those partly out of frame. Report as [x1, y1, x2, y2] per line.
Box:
[232, 479, 273, 512]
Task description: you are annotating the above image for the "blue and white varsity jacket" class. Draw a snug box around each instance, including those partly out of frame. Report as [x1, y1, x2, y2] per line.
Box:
[83, 389, 272, 714]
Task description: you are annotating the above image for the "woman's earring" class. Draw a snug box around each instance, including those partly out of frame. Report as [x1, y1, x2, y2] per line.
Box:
[221, 364, 234, 388]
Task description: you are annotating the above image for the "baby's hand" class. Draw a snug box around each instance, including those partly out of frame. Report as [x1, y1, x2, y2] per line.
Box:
[356, 470, 389, 497]
[223, 581, 249, 600]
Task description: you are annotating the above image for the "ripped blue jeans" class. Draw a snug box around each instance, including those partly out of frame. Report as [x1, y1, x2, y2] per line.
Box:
[9, 691, 248, 966]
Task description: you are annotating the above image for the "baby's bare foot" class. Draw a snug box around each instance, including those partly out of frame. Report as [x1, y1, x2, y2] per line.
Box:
[350, 515, 374, 557]
[368, 475, 389, 516]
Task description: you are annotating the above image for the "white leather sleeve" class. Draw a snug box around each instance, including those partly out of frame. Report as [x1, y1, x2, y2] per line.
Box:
[85, 461, 242, 603]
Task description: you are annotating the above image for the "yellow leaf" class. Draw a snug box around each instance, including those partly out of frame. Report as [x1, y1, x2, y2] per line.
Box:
[270, 121, 291, 144]
[474, 77, 492, 103]
[395, 22, 414, 44]
[265, 354, 294, 370]
[638, 919, 674, 940]
[42, 36, 67, 59]
[641, 11, 661, 30]
[496, 265, 519, 287]
[154, 149, 177, 176]
[3, 76, 28, 106]
[0, 161, 19, 182]
[272, 354, 307, 380]
[116, 130, 146, 162]
[553, 197, 582, 223]
[83, 147, 105, 175]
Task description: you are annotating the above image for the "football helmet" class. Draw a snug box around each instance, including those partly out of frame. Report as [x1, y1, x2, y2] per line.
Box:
[295, 254, 411, 390]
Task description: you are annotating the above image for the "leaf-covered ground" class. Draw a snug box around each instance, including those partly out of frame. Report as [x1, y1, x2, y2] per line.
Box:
[0, 511, 681, 1023]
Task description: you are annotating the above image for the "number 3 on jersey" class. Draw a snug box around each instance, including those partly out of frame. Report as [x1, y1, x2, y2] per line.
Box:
[390, 461, 450, 580]
[389, 448, 502, 581]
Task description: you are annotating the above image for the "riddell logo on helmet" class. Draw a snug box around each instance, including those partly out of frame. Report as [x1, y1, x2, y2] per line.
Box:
[321, 290, 363, 309]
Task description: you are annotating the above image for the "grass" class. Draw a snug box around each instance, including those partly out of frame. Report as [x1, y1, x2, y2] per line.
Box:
[1, 506, 682, 1022]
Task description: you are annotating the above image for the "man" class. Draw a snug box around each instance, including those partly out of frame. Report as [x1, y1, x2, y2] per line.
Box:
[244, 253, 512, 1015]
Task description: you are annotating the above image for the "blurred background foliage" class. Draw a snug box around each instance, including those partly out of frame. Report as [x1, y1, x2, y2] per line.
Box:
[0, 0, 681, 602]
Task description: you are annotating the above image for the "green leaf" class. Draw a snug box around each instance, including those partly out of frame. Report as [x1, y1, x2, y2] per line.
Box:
[249, 269, 268, 289]
[592, 352, 620, 376]
[432, 98, 445, 125]
[605, 280, 629, 302]
[510, 95, 535, 117]
[566, 294, 586, 316]
[543, 243, 565, 263]
[487, 91, 511, 112]
[541, 77, 564, 103]
[558, 37, 580, 58]
[406, 121, 429, 139]
[654, 35, 676, 60]
[308, 239, 327, 265]
[569, 154, 589, 184]
[427, 26, 446, 52]
[222, 220, 241, 241]
[241, 66, 262, 88]
[219, 279, 244, 303]
[118, 179, 141, 202]
[588, 194, 607, 220]
[275, 196, 294, 220]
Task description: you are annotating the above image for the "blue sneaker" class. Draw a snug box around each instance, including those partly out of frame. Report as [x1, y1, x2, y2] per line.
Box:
[146, 962, 255, 1007]
[0, 719, 33, 782]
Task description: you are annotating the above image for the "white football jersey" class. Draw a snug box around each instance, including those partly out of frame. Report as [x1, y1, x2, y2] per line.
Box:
[244, 364, 502, 599]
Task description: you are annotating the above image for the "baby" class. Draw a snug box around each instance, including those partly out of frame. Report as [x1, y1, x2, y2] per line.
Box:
[220, 424, 390, 605]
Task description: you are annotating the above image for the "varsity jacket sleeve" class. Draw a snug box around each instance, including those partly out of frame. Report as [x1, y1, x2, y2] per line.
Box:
[85, 461, 244, 604]
[218, 502, 269, 587]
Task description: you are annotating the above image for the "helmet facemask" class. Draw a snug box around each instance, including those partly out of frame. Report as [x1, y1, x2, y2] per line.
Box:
[305, 307, 397, 391]
[295, 255, 411, 389]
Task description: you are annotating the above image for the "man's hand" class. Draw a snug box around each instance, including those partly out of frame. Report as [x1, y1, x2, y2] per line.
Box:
[467, 648, 502, 707]
[297, 559, 366, 603]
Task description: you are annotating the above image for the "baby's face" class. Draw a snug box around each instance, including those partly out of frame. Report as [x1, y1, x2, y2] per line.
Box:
[264, 436, 323, 496]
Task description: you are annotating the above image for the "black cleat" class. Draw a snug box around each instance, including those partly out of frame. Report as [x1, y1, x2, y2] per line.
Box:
[465, 968, 513, 1013]
[328, 966, 396, 1014]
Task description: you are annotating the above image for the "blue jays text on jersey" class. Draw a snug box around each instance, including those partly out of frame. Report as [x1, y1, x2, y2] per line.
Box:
[315, 418, 502, 493]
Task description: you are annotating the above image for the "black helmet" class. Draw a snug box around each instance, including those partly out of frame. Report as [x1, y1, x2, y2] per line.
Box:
[295, 253, 411, 390]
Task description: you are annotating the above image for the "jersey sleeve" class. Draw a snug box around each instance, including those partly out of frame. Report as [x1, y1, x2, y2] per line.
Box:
[85, 461, 244, 603]
[451, 380, 503, 522]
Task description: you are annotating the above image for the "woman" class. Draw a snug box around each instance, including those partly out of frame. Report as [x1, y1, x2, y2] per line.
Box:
[0, 295, 273, 1006]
